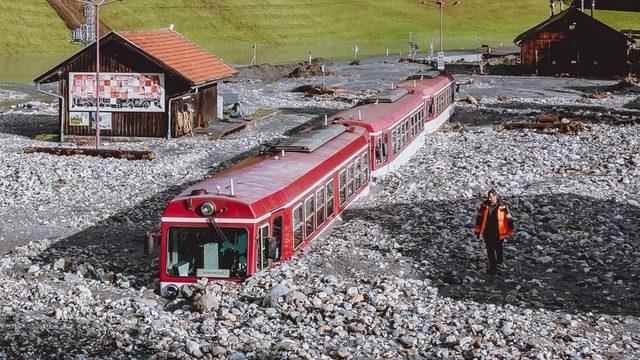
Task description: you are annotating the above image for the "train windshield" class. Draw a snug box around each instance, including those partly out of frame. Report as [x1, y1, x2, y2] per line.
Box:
[166, 227, 248, 278]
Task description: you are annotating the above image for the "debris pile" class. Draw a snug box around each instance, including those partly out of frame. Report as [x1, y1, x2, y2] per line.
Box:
[287, 63, 333, 78]
[503, 114, 588, 135]
[459, 95, 480, 106]
[291, 84, 343, 97]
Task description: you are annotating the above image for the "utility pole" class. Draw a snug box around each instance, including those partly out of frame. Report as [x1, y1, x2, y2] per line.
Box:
[79, 0, 121, 149]
[440, 2, 444, 53]
[432, 0, 461, 71]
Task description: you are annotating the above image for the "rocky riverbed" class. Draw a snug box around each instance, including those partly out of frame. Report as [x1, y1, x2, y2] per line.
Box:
[1, 65, 640, 359]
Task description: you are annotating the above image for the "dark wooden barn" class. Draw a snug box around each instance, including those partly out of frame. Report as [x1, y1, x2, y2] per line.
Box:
[514, 7, 632, 76]
[34, 29, 237, 140]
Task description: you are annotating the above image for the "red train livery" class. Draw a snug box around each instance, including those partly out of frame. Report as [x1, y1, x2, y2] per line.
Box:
[159, 73, 455, 297]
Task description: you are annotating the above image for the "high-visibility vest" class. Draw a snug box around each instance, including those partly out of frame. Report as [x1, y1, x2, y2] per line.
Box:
[474, 203, 514, 240]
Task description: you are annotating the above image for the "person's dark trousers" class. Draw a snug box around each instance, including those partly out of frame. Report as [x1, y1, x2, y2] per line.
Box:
[484, 238, 503, 274]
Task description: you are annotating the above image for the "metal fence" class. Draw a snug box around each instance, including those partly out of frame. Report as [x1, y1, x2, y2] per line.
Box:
[210, 35, 505, 66]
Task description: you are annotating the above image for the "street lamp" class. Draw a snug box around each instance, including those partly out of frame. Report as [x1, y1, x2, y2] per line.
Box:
[434, 0, 461, 53]
[429, 0, 461, 71]
[78, 0, 122, 149]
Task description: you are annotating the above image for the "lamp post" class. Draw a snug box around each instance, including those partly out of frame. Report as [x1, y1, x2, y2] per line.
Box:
[434, 0, 461, 53]
[432, 0, 461, 71]
[78, 0, 121, 149]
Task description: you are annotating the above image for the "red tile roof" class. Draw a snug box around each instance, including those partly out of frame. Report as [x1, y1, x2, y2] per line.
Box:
[118, 29, 237, 85]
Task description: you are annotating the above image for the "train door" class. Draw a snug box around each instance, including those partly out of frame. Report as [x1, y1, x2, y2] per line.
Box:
[255, 222, 269, 272]
[374, 135, 387, 168]
[426, 98, 434, 120]
[270, 210, 284, 263]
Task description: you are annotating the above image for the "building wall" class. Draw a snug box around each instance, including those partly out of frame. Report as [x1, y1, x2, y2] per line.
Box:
[520, 31, 627, 76]
[171, 84, 218, 137]
[60, 39, 193, 137]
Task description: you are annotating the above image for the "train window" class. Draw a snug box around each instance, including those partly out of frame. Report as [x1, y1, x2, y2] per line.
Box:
[409, 117, 414, 138]
[347, 163, 355, 198]
[316, 188, 325, 226]
[375, 137, 386, 165]
[256, 224, 269, 271]
[353, 158, 362, 189]
[167, 227, 248, 278]
[326, 180, 335, 217]
[390, 131, 395, 154]
[412, 116, 416, 136]
[305, 196, 315, 237]
[358, 156, 365, 187]
[293, 205, 304, 247]
[339, 170, 347, 206]
[271, 216, 282, 262]
[393, 129, 398, 153]
[362, 153, 369, 182]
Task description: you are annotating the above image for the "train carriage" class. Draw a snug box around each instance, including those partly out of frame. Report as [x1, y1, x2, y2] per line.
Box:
[159, 126, 370, 297]
[158, 72, 456, 296]
[334, 72, 455, 177]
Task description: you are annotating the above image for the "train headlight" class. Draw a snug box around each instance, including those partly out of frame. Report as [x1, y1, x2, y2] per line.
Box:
[200, 202, 216, 217]
[164, 284, 178, 299]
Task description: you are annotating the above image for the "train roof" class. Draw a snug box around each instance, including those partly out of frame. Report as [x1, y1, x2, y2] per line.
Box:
[331, 90, 424, 133]
[332, 74, 455, 133]
[171, 125, 368, 217]
[398, 72, 455, 96]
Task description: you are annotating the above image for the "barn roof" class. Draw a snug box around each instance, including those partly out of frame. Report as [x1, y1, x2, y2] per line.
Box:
[514, 7, 630, 45]
[34, 29, 237, 85]
[117, 29, 237, 84]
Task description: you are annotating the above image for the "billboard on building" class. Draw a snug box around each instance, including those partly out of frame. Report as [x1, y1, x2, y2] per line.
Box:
[69, 72, 165, 112]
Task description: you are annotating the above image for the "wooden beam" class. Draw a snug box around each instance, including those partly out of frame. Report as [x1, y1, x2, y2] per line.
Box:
[23, 146, 156, 160]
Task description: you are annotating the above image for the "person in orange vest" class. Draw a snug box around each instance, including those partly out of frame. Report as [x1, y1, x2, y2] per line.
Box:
[474, 189, 514, 275]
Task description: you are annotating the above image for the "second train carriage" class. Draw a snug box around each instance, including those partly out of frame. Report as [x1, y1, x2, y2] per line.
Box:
[334, 72, 455, 176]
[158, 73, 456, 296]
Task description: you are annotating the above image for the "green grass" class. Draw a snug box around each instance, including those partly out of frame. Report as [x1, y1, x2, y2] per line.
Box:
[33, 133, 60, 142]
[1, 0, 640, 81]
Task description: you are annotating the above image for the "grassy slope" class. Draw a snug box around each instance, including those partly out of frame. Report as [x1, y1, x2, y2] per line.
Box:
[0, 1, 75, 55]
[1, 1, 640, 81]
[0, 1, 77, 82]
[100, 0, 640, 64]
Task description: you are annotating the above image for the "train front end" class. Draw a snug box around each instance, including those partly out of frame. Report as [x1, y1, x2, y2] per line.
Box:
[159, 190, 255, 298]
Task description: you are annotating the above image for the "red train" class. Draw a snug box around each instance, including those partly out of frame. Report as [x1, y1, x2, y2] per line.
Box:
[159, 72, 455, 297]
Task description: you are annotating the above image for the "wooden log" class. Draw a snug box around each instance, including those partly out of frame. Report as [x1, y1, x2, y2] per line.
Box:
[503, 122, 558, 130]
[23, 146, 156, 160]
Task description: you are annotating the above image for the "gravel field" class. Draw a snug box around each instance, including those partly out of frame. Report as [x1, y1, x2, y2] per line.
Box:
[0, 61, 639, 359]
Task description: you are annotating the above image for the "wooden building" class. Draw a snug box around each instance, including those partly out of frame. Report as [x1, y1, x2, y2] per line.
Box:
[514, 7, 632, 76]
[34, 29, 237, 139]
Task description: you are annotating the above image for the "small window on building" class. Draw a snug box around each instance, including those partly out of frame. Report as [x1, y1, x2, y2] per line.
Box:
[316, 188, 325, 227]
[293, 205, 304, 248]
[339, 170, 347, 206]
[326, 180, 335, 217]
